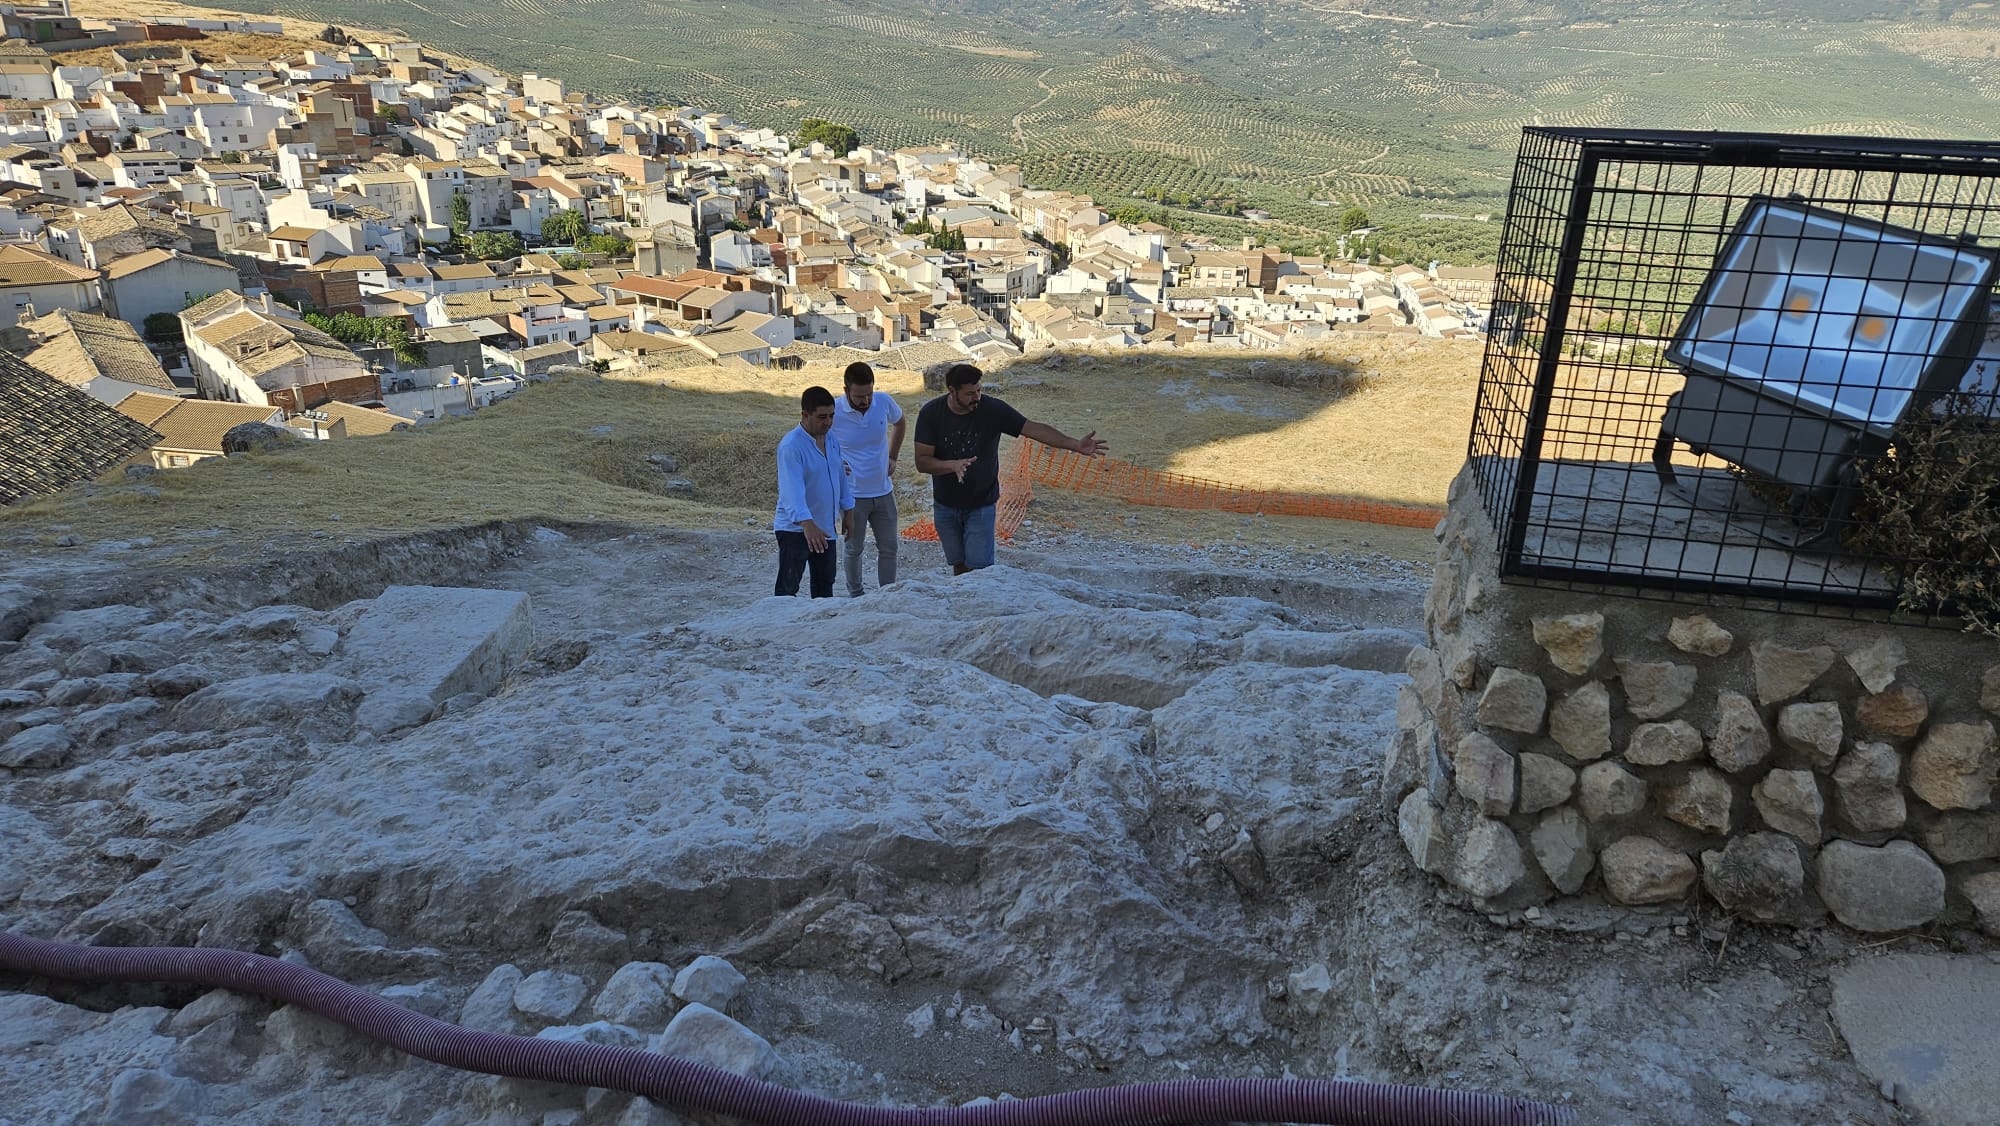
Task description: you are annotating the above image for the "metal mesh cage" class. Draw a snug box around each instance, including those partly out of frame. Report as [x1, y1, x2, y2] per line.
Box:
[1470, 128, 2000, 624]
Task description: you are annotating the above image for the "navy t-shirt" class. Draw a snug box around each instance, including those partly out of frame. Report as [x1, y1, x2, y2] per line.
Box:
[915, 393, 1027, 510]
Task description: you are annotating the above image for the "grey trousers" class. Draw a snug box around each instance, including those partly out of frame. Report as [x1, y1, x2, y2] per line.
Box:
[844, 492, 899, 596]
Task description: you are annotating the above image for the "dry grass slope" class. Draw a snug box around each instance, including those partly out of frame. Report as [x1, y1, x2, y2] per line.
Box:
[0, 342, 1480, 565]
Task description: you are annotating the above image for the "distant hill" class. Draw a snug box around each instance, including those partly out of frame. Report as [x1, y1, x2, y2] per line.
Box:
[191, 0, 2000, 264]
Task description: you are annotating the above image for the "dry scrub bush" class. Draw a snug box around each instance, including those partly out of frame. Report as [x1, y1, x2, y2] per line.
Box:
[1852, 387, 2000, 636]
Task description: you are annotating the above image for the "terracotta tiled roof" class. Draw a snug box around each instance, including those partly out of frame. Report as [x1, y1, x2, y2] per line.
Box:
[432, 262, 496, 281]
[100, 247, 233, 281]
[0, 351, 159, 505]
[266, 225, 322, 241]
[76, 202, 184, 246]
[312, 400, 412, 437]
[0, 243, 97, 288]
[21, 309, 175, 393]
[116, 392, 280, 456]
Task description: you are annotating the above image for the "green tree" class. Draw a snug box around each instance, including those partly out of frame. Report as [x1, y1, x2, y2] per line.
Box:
[468, 230, 525, 260]
[1339, 206, 1370, 234]
[449, 190, 471, 235]
[555, 253, 588, 271]
[797, 117, 859, 156]
[304, 311, 428, 367]
[218, 150, 243, 164]
[541, 207, 587, 246]
[142, 312, 183, 343]
[577, 232, 631, 257]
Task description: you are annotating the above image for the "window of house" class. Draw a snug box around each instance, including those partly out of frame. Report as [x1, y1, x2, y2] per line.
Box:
[168, 455, 190, 467]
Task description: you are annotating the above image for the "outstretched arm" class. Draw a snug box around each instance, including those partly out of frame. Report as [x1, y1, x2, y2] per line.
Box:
[1021, 420, 1108, 458]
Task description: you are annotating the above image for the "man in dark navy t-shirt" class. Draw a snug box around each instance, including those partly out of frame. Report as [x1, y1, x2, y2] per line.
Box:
[913, 363, 1107, 574]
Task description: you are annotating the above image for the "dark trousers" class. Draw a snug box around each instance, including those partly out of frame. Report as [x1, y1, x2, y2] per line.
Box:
[775, 530, 836, 598]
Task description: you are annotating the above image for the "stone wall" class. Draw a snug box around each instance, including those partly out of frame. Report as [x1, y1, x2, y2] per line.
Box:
[1387, 468, 2000, 934]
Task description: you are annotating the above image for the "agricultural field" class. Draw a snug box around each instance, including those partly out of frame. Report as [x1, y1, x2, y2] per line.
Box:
[202, 1, 2000, 264]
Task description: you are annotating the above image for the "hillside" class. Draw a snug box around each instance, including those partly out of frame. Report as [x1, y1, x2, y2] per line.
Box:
[0, 343, 1476, 568]
[152, 0, 2000, 263]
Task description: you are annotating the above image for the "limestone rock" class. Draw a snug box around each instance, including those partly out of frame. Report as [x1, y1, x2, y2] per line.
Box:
[1909, 722, 1997, 810]
[0, 721, 73, 768]
[1831, 743, 1906, 833]
[1219, 828, 1269, 892]
[1452, 819, 1525, 899]
[1844, 638, 1907, 696]
[0, 583, 50, 642]
[142, 665, 210, 699]
[377, 981, 452, 1018]
[1857, 682, 1928, 740]
[172, 672, 362, 732]
[1531, 612, 1604, 675]
[536, 1021, 647, 1049]
[652, 1003, 785, 1083]
[1578, 760, 1647, 822]
[263, 1002, 354, 1058]
[167, 1012, 257, 1084]
[1600, 836, 1696, 905]
[1517, 753, 1575, 814]
[513, 970, 589, 1023]
[548, 909, 631, 966]
[1817, 840, 1944, 932]
[1530, 806, 1593, 895]
[1751, 769, 1823, 843]
[1667, 614, 1733, 657]
[1963, 871, 2000, 937]
[1405, 646, 1444, 713]
[1475, 666, 1546, 734]
[1616, 658, 1697, 721]
[1919, 812, 2000, 864]
[1661, 767, 1735, 836]
[1625, 719, 1705, 766]
[1452, 732, 1515, 816]
[1397, 788, 1450, 875]
[460, 964, 526, 1033]
[1548, 681, 1611, 762]
[342, 585, 534, 732]
[1776, 701, 1844, 770]
[1750, 640, 1836, 705]
[29, 603, 155, 651]
[1286, 962, 1333, 1017]
[103, 1067, 205, 1124]
[1700, 833, 1807, 923]
[1380, 720, 1431, 806]
[221, 421, 296, 454]
[72, 697, 162, 747]
[1983, 665, 2000, 717]
[1710, 691, 1772, 774]
[672, 955, 747, 1014]
[592, 964, 680, 1032]
[167, 989, 267, 1037]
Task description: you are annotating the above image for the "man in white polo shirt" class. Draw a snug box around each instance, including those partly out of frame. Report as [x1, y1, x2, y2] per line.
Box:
[829, 361, 905, 597]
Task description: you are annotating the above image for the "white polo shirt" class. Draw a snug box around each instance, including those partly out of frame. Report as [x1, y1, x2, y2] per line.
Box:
[830, 391, 902, 499]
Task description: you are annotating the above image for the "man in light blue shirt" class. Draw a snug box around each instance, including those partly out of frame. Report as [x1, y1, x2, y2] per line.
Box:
[829, 361, 904, 596]
[773, 385, 854, 598]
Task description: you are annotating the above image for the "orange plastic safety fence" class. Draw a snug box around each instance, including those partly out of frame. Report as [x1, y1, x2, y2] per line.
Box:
[901, 442, 1035, 543]
[904, 442, 1441, 541]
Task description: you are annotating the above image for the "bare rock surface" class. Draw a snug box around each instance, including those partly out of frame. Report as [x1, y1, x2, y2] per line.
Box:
[0, 528, 1926, 1126]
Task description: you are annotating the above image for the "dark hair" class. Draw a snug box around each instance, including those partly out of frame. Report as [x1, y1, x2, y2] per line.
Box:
[842, 361, 875, 386]
[800, 385, 835, 412]
[945, 363, 983, 389]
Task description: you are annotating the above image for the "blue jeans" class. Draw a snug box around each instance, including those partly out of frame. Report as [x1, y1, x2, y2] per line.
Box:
[933, 502, 997, 570]
[775, 530, 836, 597]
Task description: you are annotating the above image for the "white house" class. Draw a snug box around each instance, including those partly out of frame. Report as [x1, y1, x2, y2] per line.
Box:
[100, 248, 240, 335]
[0, 243, 99, 329]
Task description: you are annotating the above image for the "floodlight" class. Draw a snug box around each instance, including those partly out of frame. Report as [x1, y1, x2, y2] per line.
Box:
[1654, 196, 1999, 537]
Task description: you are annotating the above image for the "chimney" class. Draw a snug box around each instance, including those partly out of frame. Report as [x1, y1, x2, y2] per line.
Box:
[260, 291, 274, 314]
